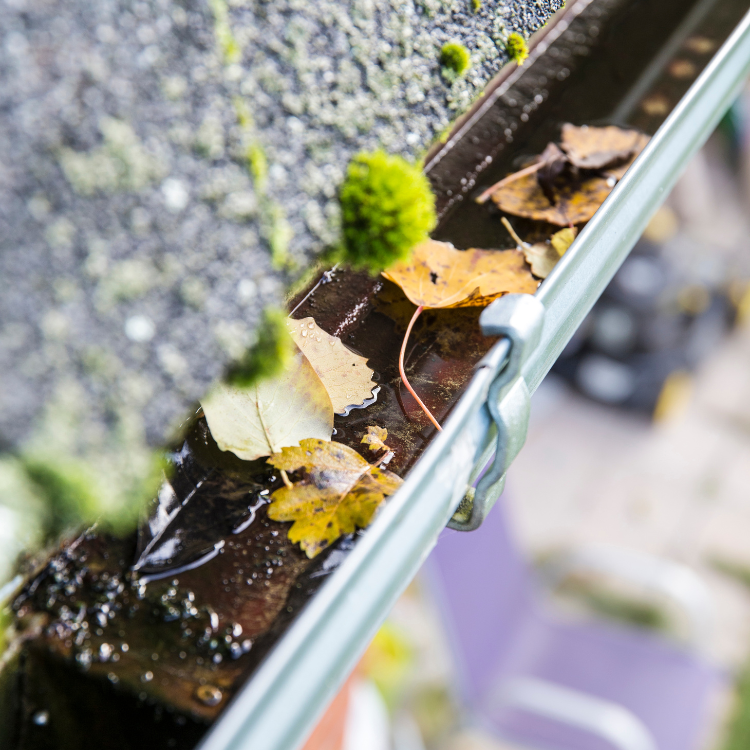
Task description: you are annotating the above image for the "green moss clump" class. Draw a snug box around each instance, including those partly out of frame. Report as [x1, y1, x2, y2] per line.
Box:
[471, 0, 482, 12]
[227, 308, 293, 388]
[439, 42, 471, 79]
[22, 457, 100, 537]
[338, 151, 437, 275]
[21, 448, 164, 538]
[506, 32, 529, 65]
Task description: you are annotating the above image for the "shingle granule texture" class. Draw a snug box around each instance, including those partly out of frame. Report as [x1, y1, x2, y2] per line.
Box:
[0, 0, 561, 457]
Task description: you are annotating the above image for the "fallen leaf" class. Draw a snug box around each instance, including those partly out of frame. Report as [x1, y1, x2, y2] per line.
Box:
[201, 349, 333, 462]
[476, 143, 566, 205]
[267, 438, 403, 557]
[287, 317, 376, 415]
[382, 239, 538, 308]
[523, 242, 560, 279]
[490, 169, 614, 226]
[361, 426, 389, 452]
[550, 226, 577, 256]
[536, 142, 568, 203]
[560, 124, 647, 169]
[504, 218, 577, 280]
[602, 133, 650, 180]
[481, 124, 649, 224]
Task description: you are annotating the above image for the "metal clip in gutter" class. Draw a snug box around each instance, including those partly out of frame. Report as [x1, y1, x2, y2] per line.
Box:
[449, 294, 544, 531]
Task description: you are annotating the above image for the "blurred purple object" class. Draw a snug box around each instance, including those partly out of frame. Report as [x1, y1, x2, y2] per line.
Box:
[426, 502, 723, 750]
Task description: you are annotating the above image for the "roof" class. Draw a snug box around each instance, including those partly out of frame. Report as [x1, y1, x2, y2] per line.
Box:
[0, 0, 560, 483]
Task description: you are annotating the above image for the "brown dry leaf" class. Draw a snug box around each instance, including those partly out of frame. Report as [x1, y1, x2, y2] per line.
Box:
[382, 240, 538, 309]
[550, 226, 577, 256]
[201, 348, 333, 462]
[267, 438, 403, 557]
[490, 169, 614, 226]
[361, 425, 389, 452]
[287, 317, 375, 415]
[561, 124, 647, 169]
[602, 133, 650, 180]
[523, 242, 560, 279]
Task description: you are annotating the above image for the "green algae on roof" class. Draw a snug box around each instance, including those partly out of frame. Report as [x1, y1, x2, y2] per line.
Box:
[0, 0, 561, 541]
[58, 118, 165, 196]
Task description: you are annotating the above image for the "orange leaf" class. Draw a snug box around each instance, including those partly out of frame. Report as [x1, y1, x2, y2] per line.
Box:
[382, 240, 538, 309]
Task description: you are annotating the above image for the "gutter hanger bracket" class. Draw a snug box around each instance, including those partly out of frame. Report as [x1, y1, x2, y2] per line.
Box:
[449, 293, 545, 531]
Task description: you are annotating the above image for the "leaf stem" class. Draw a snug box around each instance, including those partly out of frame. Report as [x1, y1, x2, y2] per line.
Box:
[501, 216, 527, 248]
[476, 161, 543, 204]
[399, 306, 443, 432]
[280, 469, 293, 489]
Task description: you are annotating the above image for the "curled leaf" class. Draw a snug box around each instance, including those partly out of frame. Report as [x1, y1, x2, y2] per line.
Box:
[268, 439, 403, 558]
[361, 426, 389, 452]
[561, 124, 648, 169]
[523, 243, 560, 279]
[382, 240, 538, 309]
[201, 349, 333, 462]
[287, 317, 376, 415]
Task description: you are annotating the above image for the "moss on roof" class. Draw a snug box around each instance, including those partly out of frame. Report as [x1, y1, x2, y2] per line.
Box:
[0, 0, 561, 517]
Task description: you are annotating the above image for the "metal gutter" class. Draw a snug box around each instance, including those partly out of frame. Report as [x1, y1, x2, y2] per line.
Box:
[198, 8, 750, 750]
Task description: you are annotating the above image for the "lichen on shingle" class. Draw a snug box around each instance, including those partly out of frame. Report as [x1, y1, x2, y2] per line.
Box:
[0, 0, 561, 523]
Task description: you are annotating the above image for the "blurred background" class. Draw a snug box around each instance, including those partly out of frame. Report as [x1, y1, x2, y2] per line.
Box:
[337, 86, 750, 750]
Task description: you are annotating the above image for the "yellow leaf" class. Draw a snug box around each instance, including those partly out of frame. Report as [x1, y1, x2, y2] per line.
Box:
[287, 317, 376, 415]
[201, 348, 333, 462]
[550, 226, 577, 256]
[523, 242, 560, 279]
[361, 425, 389, 452]
[382, 240, 538, 309]
[561, 124, 648, 169]
[267, 438, 403, 557]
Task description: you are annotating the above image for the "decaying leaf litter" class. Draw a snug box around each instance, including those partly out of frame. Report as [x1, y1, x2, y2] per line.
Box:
[201, 122, 646, 559]
[478, 123, 650, 225]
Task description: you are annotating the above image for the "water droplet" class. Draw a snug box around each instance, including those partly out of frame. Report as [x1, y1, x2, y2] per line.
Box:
[108, 672, 119, 684]
[301, 330, 307, 337]
[76, 649, 92, 670]
[329, 340, 336, 346]
[32, 710, 49, 726]
[316, 336, 321, 342]
[99, 643, 113, 661]
[121, 643, 129, 652]
[195, 684, 223, 706]
[141, 671, 154, 683]
[308, 322, 314, 328]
